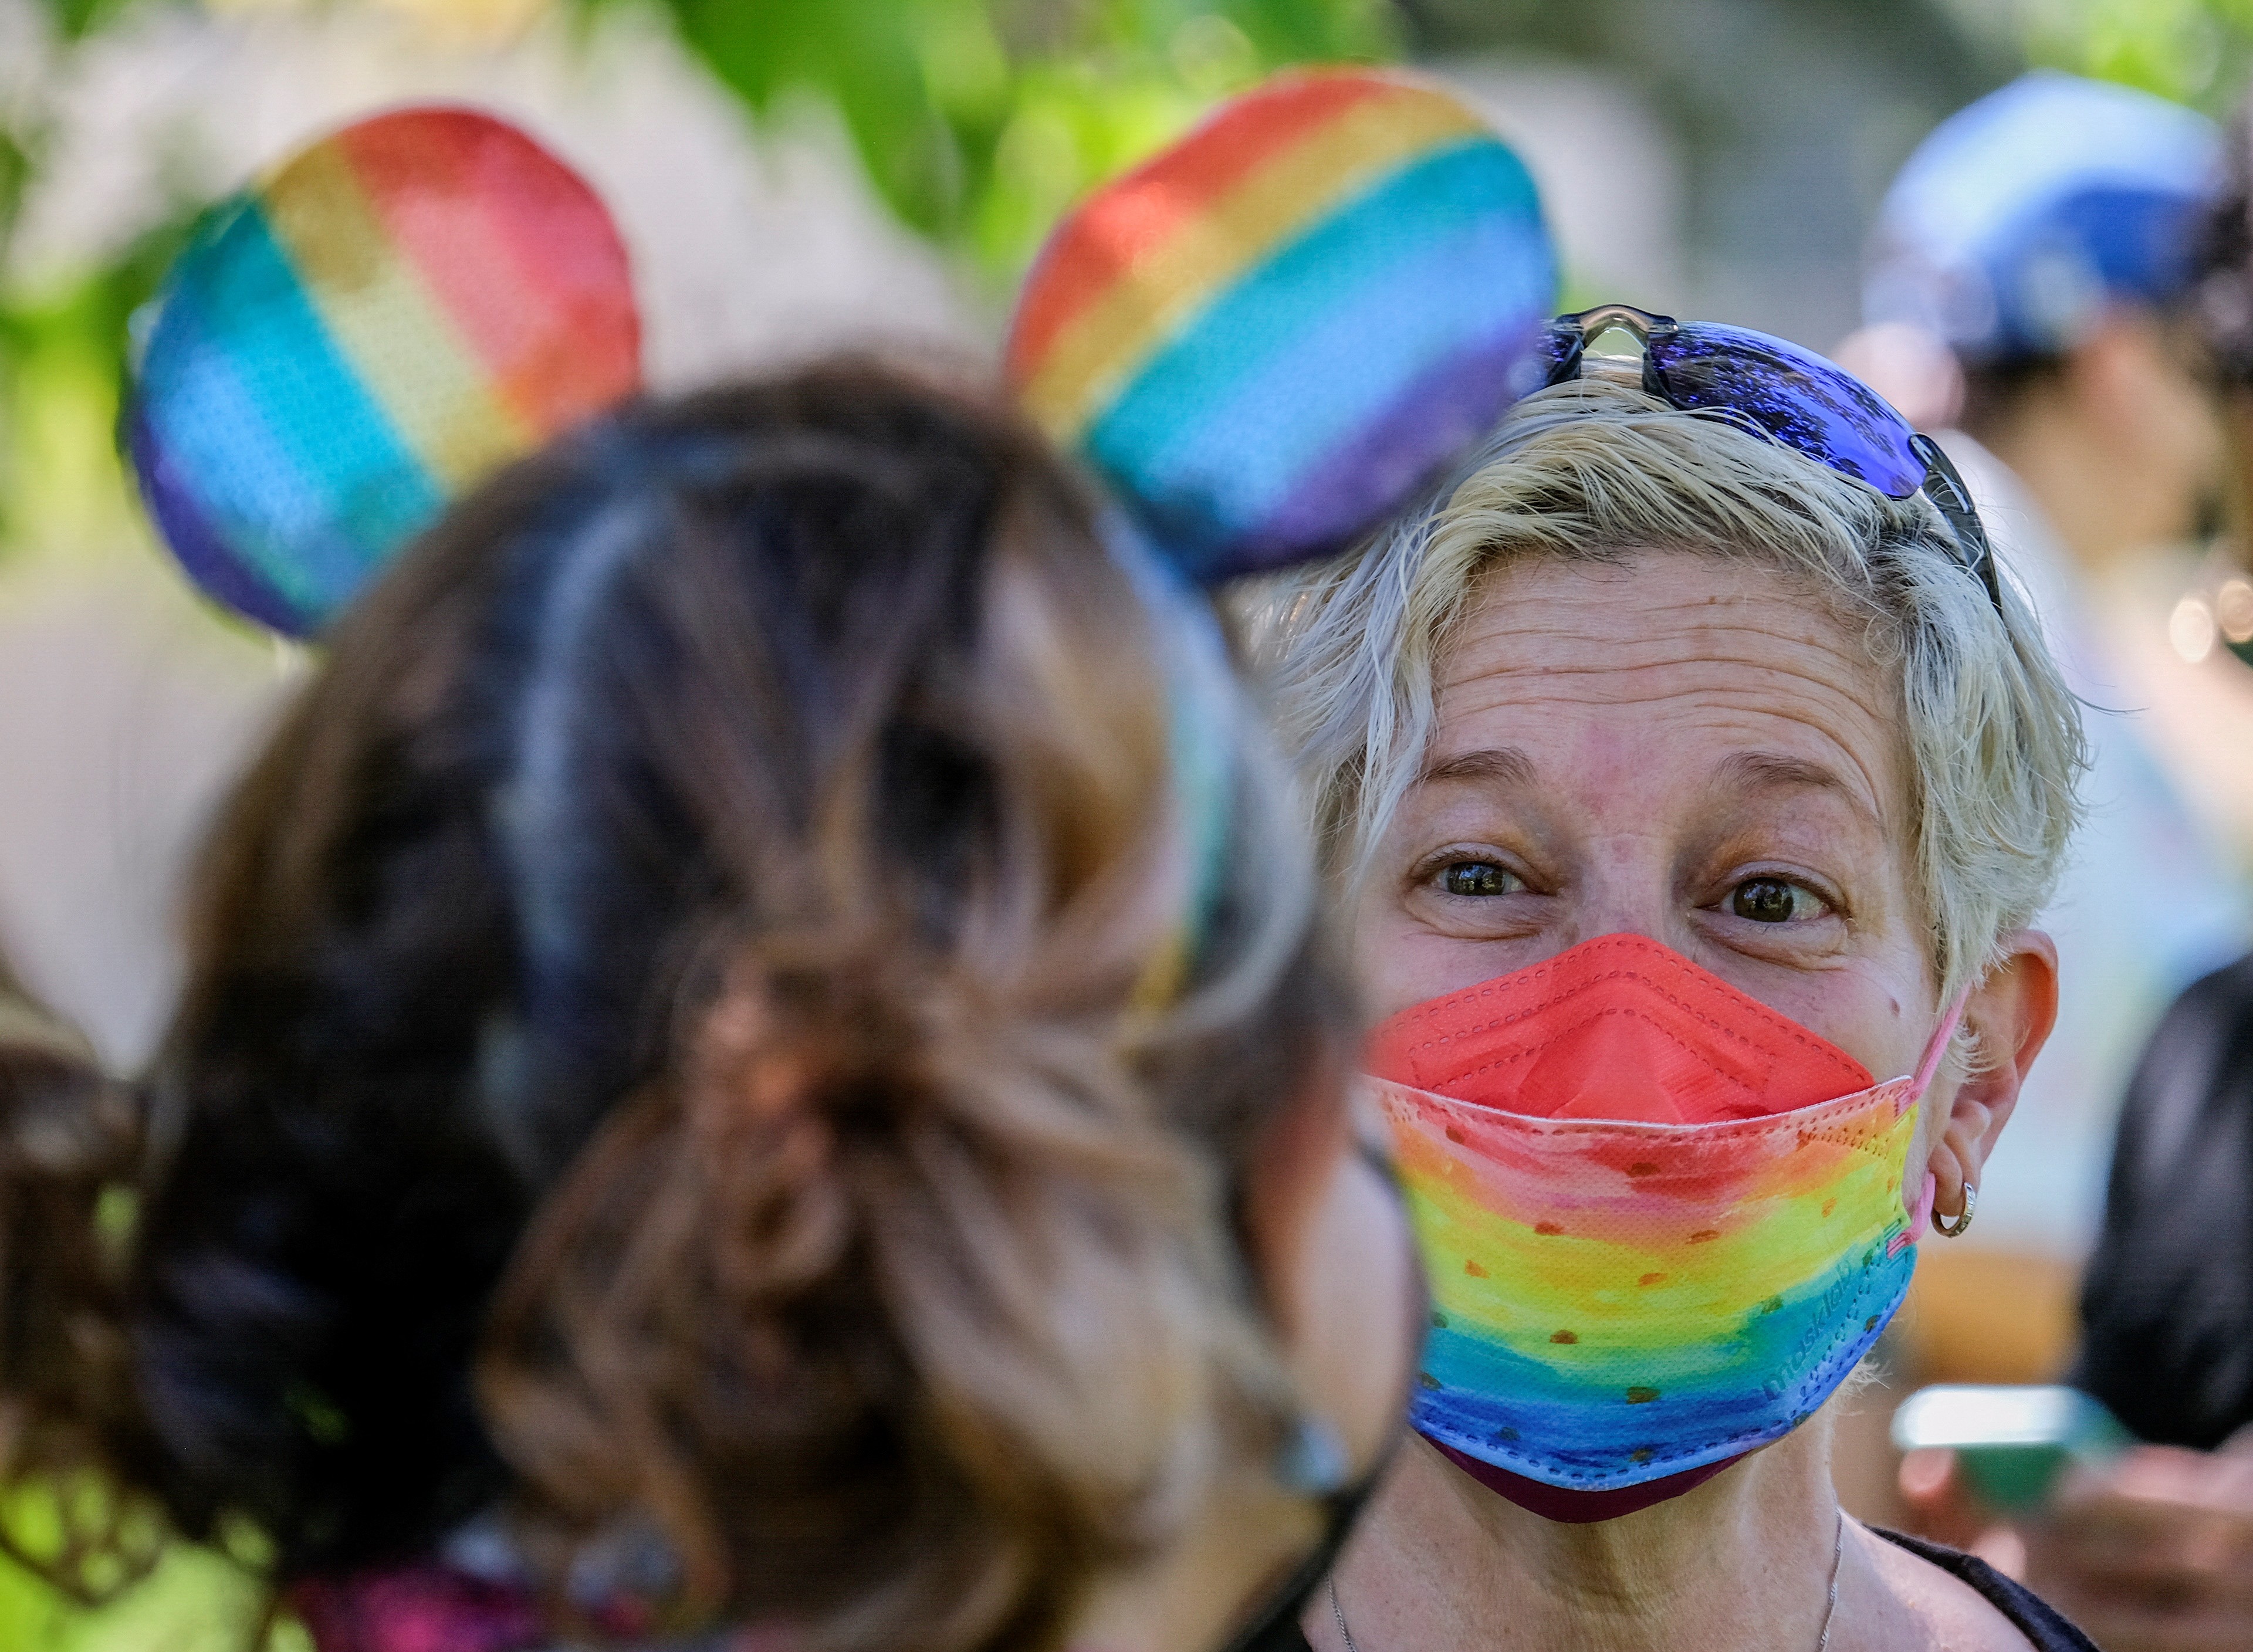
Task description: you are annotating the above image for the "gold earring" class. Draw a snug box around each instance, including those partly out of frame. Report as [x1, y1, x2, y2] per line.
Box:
[1932, 1180, 1977, 1238]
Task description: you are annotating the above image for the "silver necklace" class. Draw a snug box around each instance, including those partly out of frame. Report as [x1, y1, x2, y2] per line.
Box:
[1816, 1510, 1845, 1652]
[1326, 1511, 1846, 1652]
[1328, 1574, 1356, 1652]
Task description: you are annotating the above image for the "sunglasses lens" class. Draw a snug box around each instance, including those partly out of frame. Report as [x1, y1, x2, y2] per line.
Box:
[1536, 323, 1584, 387]
[1645, 323, 1923, 498]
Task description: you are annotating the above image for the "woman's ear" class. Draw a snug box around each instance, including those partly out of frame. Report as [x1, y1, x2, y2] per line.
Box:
[1927, 929, 2060, 1219]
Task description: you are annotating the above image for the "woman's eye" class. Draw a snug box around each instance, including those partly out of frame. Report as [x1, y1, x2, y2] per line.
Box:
[1440, 861, 1521, 898]
[1728, 877, 1825, 924]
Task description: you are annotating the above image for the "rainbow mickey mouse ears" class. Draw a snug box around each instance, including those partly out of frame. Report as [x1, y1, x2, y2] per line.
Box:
[126, 106, 642, 637]
[1008, 69, 1556, 583]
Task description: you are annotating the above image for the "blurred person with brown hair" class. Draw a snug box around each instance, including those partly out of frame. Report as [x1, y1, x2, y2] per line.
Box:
[0, 361, 1422, 1652]
[1846, 72, 2246, 1383]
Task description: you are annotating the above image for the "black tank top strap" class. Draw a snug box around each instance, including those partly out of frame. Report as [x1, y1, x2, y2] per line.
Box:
[1872, 1528, 2101, 1651]
[1268, 1528, 2100, 1651]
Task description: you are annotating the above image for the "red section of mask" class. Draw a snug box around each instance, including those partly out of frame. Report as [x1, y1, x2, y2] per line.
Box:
[1366, 933, 1874, 1123]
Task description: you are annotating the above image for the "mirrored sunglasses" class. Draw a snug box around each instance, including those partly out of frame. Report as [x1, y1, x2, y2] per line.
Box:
[1541, 304, 2001, 607]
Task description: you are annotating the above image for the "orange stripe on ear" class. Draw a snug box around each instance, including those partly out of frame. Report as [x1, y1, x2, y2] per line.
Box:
[1016, 90, 1486, 437]
[335, 109, 639, 435]
[263, 136, 532, 489]
[1007, 72, 1405, 380]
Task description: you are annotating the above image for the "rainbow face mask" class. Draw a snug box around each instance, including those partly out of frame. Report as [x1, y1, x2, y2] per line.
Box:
[1366, 934, 1954, 1522]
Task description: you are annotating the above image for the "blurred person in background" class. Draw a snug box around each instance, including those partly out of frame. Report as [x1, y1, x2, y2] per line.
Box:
[0, 362, 1420, 1652]
[1847, 70, 2246, 1386]
[1260, 330, 2089, 1650]
[1896, 99, 2253, 1652]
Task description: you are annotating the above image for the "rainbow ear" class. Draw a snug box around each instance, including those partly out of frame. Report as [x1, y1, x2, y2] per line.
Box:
[124, 106, 642, 637]
[1007, 69, 1555, 584]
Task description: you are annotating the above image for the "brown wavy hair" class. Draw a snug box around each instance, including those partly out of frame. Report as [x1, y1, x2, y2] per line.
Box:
[0, 362, 1349, 1649]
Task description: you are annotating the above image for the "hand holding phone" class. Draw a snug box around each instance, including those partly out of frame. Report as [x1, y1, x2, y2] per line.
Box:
[1895, 1390, 2253, 1646]
[1892, 1384, 2133, 1511]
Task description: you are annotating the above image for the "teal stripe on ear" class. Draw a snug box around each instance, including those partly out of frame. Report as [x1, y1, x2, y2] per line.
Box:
[137, 202, 443, 617]
[1084, 140, 1547, 561]
[1007, 69, 1558, 584]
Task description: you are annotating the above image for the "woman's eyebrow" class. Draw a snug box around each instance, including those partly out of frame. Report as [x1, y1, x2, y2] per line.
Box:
[1714, 750, 1881, 827]
[1420, 746, 1537, 788]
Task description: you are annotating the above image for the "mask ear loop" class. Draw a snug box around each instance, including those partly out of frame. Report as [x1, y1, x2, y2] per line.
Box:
[1904, 994, 1971, 1238]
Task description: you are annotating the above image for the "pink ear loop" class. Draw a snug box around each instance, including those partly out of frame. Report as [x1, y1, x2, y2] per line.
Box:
[1904, 993, 1971, 1237]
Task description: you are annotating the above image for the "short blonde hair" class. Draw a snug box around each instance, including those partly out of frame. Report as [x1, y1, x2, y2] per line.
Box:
[1251, 366, 2085, 1005]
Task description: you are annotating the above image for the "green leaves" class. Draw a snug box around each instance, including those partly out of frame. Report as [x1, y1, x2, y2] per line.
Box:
[29, 0, 138, 42]
[600, 0, 1399, 281]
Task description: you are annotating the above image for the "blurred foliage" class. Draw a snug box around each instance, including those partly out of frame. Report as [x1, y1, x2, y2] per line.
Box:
[2005, 0, 2253, 114]
[0, 5, 205, 557]
[0, 1486, 299, 1652]
[589, 0, 1401, 282]
[0, 215, 202, 554]
[4, 0, 2253, 557]
[31, 0, 137, 36]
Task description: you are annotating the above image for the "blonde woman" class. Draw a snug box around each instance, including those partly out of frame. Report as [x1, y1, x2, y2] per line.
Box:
[1259, 310, 2093, 1651]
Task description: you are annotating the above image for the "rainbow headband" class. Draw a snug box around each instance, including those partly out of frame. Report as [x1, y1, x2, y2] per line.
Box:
[1007, 69, 1556, 583]
[126, 106, 642, 637]
[1101, 516, 1239, 1010]
[1009, 70, 1556, 1000]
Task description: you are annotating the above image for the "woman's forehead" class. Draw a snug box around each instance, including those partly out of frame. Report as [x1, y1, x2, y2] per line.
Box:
[1432, 550, 1904, 824]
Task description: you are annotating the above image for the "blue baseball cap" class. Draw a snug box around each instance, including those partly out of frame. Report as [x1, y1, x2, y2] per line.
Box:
[1866, 72, 2221, 364]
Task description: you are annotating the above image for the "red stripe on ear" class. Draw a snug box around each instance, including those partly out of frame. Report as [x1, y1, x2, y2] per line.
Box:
[1006, 72, 1400, 381]
[337, 109, 640, 434]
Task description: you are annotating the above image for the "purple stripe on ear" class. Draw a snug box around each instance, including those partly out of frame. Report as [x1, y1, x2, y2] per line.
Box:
[126, 406, 312, 636]
[1226, 321, 1537, 570]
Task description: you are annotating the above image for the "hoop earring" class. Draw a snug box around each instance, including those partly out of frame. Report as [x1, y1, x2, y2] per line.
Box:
[1933, 1180, 1977, 1238]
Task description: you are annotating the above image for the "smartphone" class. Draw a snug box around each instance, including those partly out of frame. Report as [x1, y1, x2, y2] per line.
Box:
[1890, 1384, 2133, 1510]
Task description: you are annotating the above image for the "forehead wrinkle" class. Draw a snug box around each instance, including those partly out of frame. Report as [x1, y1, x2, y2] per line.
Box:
[1446, 618, 1882, 689]
[1436, 648, 1900, 832]
[1460, 547, 1857, 627]
[1442, 591, 1893, 710]
[1440, 652, 1891, 742]
[1434, 560, 1911, 827]
[1449, 588, 1881, 651]
[1451, 564, 1878, 660]
[1444, 654, 1890, 728]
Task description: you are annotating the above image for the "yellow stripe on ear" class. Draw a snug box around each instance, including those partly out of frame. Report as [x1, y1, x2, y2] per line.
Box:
[263, 141, 533, 490]
[1020, 90, 1485, 440]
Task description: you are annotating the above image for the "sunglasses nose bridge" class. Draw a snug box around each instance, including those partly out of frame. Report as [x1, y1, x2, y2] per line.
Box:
[1544, 303, 1682, 393]
[1559, 303, 1676, 346]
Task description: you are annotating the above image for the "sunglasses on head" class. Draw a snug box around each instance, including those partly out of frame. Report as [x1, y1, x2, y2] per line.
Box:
[1540, 304, 2001, 607]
